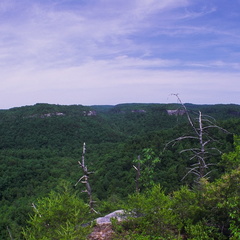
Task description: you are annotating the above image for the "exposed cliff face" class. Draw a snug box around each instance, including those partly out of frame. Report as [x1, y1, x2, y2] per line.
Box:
[27, 112, 66, 118]
[26, 111, 97, 118]
[166, 109, 186, 116]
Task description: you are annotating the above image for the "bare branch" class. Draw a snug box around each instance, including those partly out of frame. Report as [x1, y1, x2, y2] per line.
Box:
[133, 165, 138, 171]
[164, 136, 198, 150]
[7, 226, 14, 240]
[170, 94, 230, 183]
[202, 170, 214, 178]
[32, 203, 42, 217]
[181, 167, 200, 180]
[133, 155, 141, 193]
[180, 148, 200, 154]
[208, 147, 222, 154]
[203, 140, 211, 147]
[76, 143, 97, 213]
[171, 93, 199, 136]
[74, 176, 85, 187]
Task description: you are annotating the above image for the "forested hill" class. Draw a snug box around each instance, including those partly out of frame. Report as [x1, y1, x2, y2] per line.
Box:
[0, 102, 240, 239]
[0, 103, 124, 149]
[0, 102, 240, 149]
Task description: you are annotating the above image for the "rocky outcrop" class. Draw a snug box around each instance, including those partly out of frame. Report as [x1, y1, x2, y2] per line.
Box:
[96, 210, 125, 224]
[88, 210, 125, 240]
[167, 109, 186, 116]
[26, 112, 65, 118]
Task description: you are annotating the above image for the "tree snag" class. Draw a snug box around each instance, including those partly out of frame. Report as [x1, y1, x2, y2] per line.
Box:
[166, 94, 230, 183]
[75, 142, 97, 213]
[133, 155, 141, 193]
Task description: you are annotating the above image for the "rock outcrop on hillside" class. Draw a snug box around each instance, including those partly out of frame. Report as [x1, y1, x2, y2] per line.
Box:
[88, 210, 125, 240]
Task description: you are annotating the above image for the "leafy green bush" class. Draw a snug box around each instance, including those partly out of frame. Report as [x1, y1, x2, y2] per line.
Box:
[22, 183, 93, 240]
[221, 135, 240, 171]
[114, 185, 180, 239]
[185, 220, 227, 240]
[227, 196, 240, 240]
[171, 186, 202, 229]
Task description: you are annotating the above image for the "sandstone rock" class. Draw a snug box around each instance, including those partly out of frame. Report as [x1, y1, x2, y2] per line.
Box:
[96, 210, 125, 225]
[88, 210, 125, 240]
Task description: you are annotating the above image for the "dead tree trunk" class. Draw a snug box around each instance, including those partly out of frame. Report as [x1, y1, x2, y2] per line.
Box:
[166, 94, 230, 183]
[75, 143, 96, 213]
[7, 226, 14, 240]
[133, 155, 141, 193]
[198, 111, 206, 178]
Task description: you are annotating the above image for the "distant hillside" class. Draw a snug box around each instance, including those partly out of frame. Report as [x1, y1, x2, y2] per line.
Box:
[0, 103, 240, 150]
[91, 103, 240, 136]
[0, 103, 124, 149]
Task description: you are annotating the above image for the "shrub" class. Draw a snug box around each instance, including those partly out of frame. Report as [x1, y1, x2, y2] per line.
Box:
[22, 183, 93, 240]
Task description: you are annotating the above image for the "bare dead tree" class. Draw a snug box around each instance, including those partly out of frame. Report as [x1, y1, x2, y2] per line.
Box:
[75, 143, 97, 213]
[166, 94, 230, 183]
[133, 155, 141, 193]
[7, 226, 14, 240]
[32, 203, 42, 217]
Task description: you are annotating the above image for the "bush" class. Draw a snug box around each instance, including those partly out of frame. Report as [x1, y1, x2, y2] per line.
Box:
[114, 185, 180, 239]
[22, 182, 94, 240]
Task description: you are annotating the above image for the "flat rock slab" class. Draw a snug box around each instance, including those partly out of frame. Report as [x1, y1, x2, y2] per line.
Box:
[96, 210, 125, 225]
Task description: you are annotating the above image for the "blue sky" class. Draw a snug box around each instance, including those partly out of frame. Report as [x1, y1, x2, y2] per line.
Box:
[0, 0, 240, 109]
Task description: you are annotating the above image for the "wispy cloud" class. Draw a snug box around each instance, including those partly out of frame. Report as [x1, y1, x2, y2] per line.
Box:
[0, 0, 192, 68]
[0, 0, 239, 108]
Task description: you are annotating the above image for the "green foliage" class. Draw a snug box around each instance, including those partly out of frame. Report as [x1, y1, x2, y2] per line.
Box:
[116, 162, 240, 239]
[200, 168, 240, 239]
[185, 220, 226, 240]
[174, 167, 240, 239]
[133, 148, 160, 190]
[171, 186, 202, 227]
[0, 103, 240, 237]
[96, 194, 124, 215]
[198, 136, 240, 239]
[22, 182, 93, 240]
[115, 185, 179, 239]
[221, 135, 240, 171]
[227, 196, 240, 240]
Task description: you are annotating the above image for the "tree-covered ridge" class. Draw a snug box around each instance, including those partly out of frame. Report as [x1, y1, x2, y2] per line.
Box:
[0, 104, 240, 149]
[0, 103, 240, 239]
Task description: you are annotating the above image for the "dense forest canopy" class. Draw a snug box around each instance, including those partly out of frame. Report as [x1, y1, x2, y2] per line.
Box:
[0, 103, 240, 239]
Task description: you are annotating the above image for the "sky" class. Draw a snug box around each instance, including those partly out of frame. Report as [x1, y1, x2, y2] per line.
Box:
[0, 0, 240, 109]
